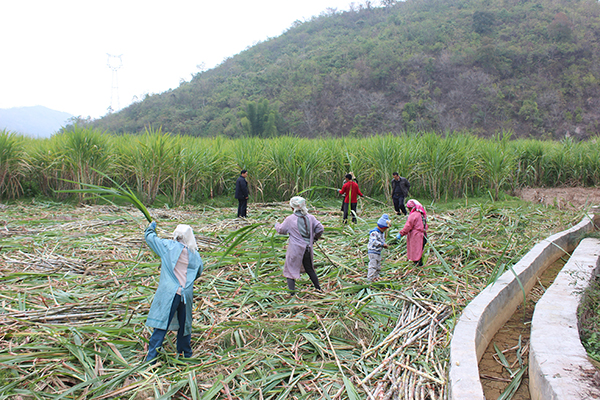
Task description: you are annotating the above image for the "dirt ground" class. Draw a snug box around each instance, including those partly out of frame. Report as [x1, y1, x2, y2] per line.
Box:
[515, 187, 600, 209]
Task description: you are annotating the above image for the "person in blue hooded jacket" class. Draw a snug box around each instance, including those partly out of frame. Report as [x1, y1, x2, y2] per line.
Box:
[367, 214, 391, 281]
[144, 221, 203, 363]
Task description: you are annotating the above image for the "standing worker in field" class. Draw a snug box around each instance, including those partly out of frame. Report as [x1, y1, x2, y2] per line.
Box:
[144, 222, 203, 363]
[339, 173, 363, 224]
[275, 196, 324, 295]
[235, 169, 249, 218]
[340, 174, 358, 213]
[391, 172, 410, 216]
[397, 199, 428, 267]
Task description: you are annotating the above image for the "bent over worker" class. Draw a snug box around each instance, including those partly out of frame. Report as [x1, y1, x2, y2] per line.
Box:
[275, 196, 324, 295]
[144, 222, 203, 363]
[367, 214, 391, 281]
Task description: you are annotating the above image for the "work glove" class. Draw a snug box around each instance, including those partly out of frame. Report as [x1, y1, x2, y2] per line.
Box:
[396, 233, 402, 240]
[149, 221, 157, 230]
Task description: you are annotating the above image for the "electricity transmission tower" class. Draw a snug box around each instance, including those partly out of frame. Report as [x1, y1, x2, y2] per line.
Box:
[107, 54, 123, 112]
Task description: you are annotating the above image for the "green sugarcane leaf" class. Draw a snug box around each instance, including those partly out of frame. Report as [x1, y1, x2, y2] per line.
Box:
[216, 223, 269, 266]
[342, 375, 361, 400]
[189, 371, 200, 400]
[301, 332, 328, 359]
[428, 240, 457, 280]
[57, 173, 152, 223]
[494, 343, 513, 376]
[497, 365, 527, 400]
[156, 378, 191, 400]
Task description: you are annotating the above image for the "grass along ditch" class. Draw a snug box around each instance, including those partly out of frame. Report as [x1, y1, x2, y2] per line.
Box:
[579, 265, 600, 373]
[0, 196, 589, 399]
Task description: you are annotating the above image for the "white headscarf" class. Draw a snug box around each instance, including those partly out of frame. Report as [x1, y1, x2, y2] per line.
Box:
[172, 224, 198, 252]
[289, 196, 309, 215]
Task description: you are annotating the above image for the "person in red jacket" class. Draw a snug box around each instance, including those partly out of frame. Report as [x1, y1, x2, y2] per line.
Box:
[339, 173, 363, 223]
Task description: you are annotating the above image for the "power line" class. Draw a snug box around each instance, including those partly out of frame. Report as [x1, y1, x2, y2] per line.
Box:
[107, 54, 123, 113]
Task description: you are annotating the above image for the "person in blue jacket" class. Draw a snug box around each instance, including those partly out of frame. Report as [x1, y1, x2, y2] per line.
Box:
[367, 214, 391, 281]
[144, 221, 203, 363]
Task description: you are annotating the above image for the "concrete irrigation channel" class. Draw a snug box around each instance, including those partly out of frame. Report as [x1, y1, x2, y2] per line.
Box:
[448, 209, 600, 399]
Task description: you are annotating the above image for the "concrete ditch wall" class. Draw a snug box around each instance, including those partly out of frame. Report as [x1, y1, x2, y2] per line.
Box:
[448, 215, 595, 400]
[529, 237, 600, 400]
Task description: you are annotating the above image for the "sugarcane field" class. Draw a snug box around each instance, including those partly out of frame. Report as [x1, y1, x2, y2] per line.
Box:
[1, 130, 600, 399]
[0, 193, 595, 399]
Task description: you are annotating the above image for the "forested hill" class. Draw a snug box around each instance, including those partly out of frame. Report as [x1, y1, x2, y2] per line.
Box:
[90, 0, 600, 139]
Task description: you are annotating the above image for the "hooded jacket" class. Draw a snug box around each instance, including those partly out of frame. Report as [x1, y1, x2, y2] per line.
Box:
[275, 213, 324, 280]
[144, 223, 203, 335]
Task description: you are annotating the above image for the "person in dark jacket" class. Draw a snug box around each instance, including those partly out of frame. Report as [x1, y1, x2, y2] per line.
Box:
[235, 170, 249, 218]
[391, 172, 410, 215]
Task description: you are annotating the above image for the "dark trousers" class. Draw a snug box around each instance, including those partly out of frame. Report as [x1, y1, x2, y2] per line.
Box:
[342, 202, 358, 223]
[237, 198, 247, 218]
[287, 247, 321, 292]
[416, 234, 427, 266]
[393, 196, 407, 215]
[146, 294, 192, 362]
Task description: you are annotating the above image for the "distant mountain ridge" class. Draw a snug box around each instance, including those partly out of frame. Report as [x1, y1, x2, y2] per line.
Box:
[92, 0, 600, 139]
[0, 106, 73, 138]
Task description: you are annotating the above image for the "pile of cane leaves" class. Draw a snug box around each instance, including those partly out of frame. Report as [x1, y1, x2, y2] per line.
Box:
[0, 197, 584, 399]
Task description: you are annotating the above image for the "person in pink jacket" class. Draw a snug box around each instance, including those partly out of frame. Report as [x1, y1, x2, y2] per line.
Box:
[397, 199, 428, 267]
[275, 196, 324, 295]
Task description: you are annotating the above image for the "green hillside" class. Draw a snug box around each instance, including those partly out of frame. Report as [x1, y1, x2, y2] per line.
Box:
[90, 0, 600, 139]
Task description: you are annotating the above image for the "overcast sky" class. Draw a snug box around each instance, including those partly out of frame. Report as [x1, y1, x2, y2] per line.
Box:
[1, 0, 357, 119]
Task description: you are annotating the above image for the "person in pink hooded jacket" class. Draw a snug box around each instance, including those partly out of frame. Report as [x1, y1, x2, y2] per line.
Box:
[397, 199, 428, 266]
